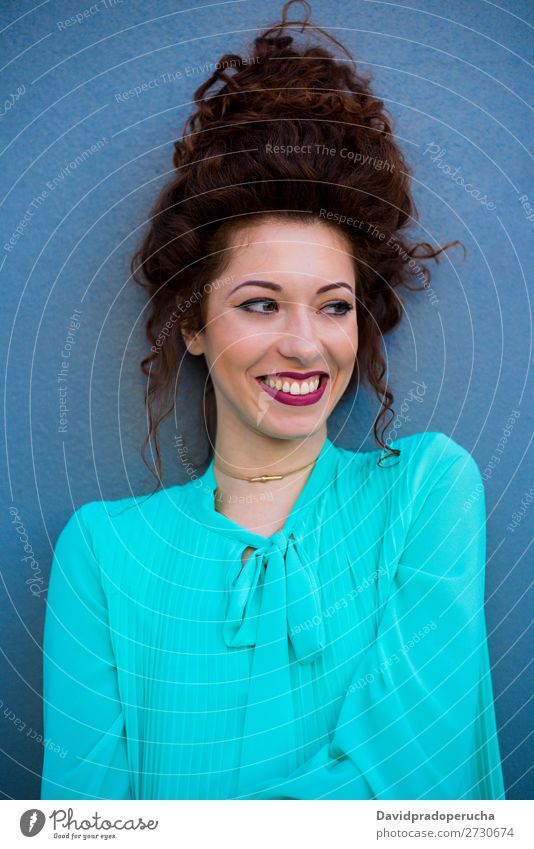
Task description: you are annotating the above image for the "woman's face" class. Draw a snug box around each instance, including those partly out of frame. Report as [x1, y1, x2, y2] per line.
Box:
[184, 218, 358, 443]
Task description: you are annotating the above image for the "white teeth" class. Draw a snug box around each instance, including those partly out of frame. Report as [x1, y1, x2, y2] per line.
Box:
[262, 375, 321, 395]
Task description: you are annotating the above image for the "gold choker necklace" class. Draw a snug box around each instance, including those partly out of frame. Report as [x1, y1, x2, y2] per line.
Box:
[213, 455, 319, 483]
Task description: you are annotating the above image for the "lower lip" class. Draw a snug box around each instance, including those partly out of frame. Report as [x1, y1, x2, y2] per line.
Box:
[255, 375, 329, 406]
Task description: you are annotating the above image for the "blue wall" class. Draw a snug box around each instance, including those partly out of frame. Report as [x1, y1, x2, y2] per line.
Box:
[1, 0, 532, 800]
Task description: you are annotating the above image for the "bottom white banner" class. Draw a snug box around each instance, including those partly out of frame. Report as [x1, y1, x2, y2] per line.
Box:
[1, 799, 532, 848]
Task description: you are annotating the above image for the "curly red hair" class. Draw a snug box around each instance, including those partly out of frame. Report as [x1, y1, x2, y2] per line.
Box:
[131, 0, 460, 487]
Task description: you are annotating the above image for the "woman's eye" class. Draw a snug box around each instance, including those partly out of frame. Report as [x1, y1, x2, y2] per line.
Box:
[239, 299, 277, 314]
[323, 301, 354, 316]
[238, 299, 354, 316]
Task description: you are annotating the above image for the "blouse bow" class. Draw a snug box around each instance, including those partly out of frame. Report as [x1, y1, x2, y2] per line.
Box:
[222, 527, 326, 795]
[223, 527, 326, 664]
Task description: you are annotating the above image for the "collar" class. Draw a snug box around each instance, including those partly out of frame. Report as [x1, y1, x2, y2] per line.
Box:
[193, 433, 337, 546]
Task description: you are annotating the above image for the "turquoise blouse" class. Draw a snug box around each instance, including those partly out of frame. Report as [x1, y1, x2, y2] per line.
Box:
[40, 431, 505, 800]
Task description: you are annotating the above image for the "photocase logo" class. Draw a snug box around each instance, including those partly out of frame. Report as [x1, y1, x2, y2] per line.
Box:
[20, 809, 45, 836]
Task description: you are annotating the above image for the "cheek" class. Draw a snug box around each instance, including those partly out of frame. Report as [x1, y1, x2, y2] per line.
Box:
[330, 321, 358, 364]
[207, 332, 255, 380]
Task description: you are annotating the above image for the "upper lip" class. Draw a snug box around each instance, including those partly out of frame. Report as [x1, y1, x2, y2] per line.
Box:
[258, 371, 328, 379]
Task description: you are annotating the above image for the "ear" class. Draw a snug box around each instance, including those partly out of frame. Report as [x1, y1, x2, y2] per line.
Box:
[181, 326, 205, 356]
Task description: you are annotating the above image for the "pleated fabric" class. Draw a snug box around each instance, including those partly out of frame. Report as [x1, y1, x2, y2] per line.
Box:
[40, 431, 505, 800]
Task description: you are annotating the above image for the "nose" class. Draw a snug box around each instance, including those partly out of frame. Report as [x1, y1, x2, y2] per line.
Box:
[275, 302, 323, 364]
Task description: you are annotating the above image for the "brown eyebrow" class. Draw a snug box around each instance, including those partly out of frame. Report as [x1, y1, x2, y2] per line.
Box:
[228, 280, 354, 297]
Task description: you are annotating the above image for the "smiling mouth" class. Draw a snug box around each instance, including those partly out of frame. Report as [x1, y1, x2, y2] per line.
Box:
[256, 373, 327, 397]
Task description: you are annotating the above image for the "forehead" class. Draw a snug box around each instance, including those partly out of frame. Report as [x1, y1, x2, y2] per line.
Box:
[221, 218, 355, 282]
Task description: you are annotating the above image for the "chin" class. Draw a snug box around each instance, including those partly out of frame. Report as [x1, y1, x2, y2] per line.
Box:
[253, 419, 327, 441]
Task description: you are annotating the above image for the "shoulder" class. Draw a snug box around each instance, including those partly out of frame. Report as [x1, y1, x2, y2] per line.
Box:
[49, 488, 194, 607]
[55, 486, 185, 555]
[386, 431, 485, 519]
[337, 430, 478, 469]
[335, 430, 482, 502]
[389, 431, 482, 478]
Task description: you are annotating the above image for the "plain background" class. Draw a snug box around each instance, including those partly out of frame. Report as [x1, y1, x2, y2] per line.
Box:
[0, 0, 532, 800]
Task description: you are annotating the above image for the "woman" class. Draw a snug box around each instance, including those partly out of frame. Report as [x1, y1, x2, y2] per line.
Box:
[41, 1, 505, 800]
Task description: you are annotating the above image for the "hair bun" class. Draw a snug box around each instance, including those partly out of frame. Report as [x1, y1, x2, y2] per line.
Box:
[254, 34, 293, 51]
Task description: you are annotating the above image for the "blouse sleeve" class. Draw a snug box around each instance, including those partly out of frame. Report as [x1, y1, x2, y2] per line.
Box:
[241, 439, 505, 800]
[41, 503, 132, 800]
